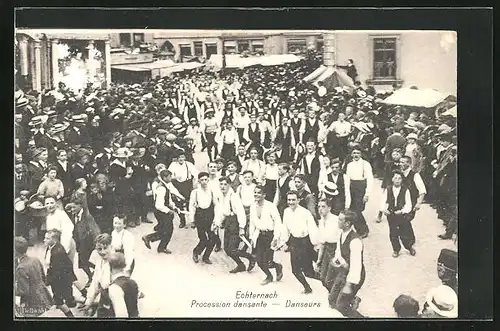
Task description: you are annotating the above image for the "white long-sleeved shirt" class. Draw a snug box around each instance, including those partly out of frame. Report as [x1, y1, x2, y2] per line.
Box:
[218, 129, 240, 152]
[345, 159, 374, 196]
[242, 159, 265, 181]
[281, 205, 319, 246]
[189, 187, 216, 222]
[111, 229, 135, 271]
[249, 200, 282, 246]
[86, 255, 111, 304]
[45, 209, 74, 253]
[215, 191, 246, 228]
[168, 161, 198, 183]
[328, 120, 352, 137]
[318, 212, 340, 244]
[379, 186, 413, 214]
[234, 112, 250, 129]
[151, 179, 184, 201]
[335, 229, 363, 285]
[154, 185, 174, 214]
[236, 183, 256, 208]
[402, 168, 427, 196]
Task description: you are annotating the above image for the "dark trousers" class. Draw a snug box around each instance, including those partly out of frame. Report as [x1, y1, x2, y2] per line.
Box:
[223, 216, 254, 267]
[221, 143, 236, 162]
[349, 180, 370, 237]
[51, 282, 75, 307]
[328, 267, 365, 317]
[319, 242, 338, 290]
[145, 211, 174, 251]
[387, 214, 415, 252]
[289, 235, 318, 289]
[255, 231, 278, 278]
[205, 132, 218, 162]
[132, 192, 145, 223]
[236, 128, 245, 144]
[193, 207, 217, 259]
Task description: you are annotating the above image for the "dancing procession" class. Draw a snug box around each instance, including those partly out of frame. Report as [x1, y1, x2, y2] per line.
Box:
[14, 29, 458, 319]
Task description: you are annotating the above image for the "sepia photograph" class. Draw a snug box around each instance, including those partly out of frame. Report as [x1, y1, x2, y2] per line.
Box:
[14, 20, 461, 319]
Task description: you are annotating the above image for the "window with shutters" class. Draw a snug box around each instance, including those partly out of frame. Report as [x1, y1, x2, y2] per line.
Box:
[180, 44, 192, 57]
[193, 41, 203, 56]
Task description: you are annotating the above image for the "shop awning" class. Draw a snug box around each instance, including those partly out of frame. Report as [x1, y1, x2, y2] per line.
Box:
[382, 88, 455, 108]
[111, 64, 151, 72]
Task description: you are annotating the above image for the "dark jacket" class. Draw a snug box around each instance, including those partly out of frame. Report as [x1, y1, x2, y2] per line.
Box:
[15, 255, 53, 315]
[46, 242, 77, 287]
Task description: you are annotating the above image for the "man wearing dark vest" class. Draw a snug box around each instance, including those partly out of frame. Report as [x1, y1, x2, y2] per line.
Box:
[300, 140, 322, 196]
[328, 210, 365, 318]
[234, 144, 248, 173]
[398, 156, 427, 242]
[327, 158, 352, 215]
[226, 161, 242, 192]
[379, 170, 416, 257]
[243, 113, 264, 157]
[105, 252, 139, 318]
[274, 118, 296, 162]
[299, 108, 323, 144]
[142, 170, 179, 254]
[289, 109, 302, 147]
[273, 163, 293, 217]
[294, 174, 318, 223]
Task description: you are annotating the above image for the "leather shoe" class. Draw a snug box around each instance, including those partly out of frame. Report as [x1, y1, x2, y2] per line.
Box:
[261, 277, 273, 286]
[438, 234, 452, 240]
[142, 236, 151, 250]
[275, 263, 283, 281]
[247, 258, 256, 272]
[409, 247, 416, 256]
[302, 287, 313, 294]
[179, 223, 186, 229]
[202, 258, 212, 264]
[142, 218, 153, 223]
[352, 296, 362, 310]
[158, 249, 172, 254]
[392, 251, 399, 258]
[214, 247, 222, 252]
[229, 265, 246, 273]
[192, 253, 199, 263]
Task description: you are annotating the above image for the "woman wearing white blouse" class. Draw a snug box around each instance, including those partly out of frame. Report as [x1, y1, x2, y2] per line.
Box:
[111, 215, 135, 275]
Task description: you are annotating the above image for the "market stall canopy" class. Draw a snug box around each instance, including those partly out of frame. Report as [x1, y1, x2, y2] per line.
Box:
[303, 65, 355, 91]
[381, 88, 456, 108]
[441, 105, 457, 117]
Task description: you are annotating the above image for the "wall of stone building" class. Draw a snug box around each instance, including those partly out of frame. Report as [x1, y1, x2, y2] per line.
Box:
[334, 31, 457, 95]
[153, 37, 222, 62]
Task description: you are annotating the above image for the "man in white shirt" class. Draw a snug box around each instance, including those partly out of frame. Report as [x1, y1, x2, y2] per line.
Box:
[345, 146, 373, 238]
[168, 151, 198, 228]
[280, 191, 320, 294]
[142, 170, 180, 254]
[44, 196, 76, 263]
[241, 148, 266, 181]
[207, 162, 223, 251]
[213, 177, 256, 274]
[315, 200, 340, 291]
[190, 172, 218, 264]
[328, 210, 365, 318]
[249, 185, 284, 285]
[379, 170, 416, 258]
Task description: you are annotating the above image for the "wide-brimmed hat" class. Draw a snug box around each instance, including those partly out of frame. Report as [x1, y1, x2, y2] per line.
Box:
[28, 115, 49, 127]
[166, 133, 177, 142]
[425, 285, 458, 318]
[323, 182, 339, 196]
[205, 108, 215, 115]
[71, 113, 88, 123]
[50, 121, 70, 133]
[14, 198, 26, 212]
[31, 147, 47, 159]
[113, 147, 133, 158]
[407, 133, 418, 140]
[16, 97, 29, 109]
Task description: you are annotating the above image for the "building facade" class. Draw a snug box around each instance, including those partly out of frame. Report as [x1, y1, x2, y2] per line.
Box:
[333, 31, 457, 95]
[15, 29, 112, 92]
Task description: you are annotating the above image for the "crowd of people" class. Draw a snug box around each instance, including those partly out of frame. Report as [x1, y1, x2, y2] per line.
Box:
[14, 49, 458, 318]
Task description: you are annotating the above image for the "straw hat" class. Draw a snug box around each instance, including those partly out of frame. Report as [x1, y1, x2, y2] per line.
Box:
[113, 147, 133, 158]
[425, 285, 458, 318]
[406, 133, 418, 140]
[49, 122, 70, 134]
[323, 182, 339, 196]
